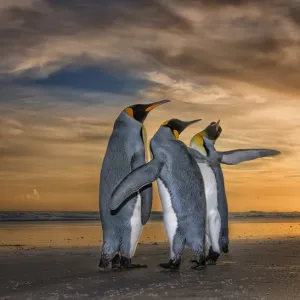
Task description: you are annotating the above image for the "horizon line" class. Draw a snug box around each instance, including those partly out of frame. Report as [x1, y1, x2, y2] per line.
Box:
[1, 210, 300, 213]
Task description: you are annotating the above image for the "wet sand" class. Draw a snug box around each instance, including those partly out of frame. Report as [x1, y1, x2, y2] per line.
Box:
[1, 219, 300, 248]
[0, 238, 299, 300]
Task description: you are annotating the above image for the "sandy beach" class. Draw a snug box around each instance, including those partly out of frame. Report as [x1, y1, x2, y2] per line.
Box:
[0, 220, 299, 300]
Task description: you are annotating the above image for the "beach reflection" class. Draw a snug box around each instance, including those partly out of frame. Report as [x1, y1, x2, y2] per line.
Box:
[0, 219, 300, 249]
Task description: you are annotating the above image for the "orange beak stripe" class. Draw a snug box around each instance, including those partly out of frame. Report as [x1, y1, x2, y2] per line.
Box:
[145, 103, 161, 112]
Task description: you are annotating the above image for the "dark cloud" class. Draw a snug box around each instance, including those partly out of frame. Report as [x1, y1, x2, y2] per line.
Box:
[287, 1, 300, 25]
[0, 0, 190, 64]
[46, 0, 191, 30]
[0, 1, 300, 95]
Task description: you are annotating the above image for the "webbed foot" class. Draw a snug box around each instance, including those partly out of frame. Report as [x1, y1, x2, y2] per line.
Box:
[189, 259, 198, 263]
[206, 259, 217, 265]
[158, 258, 181, 270]
[222, 244, 229, 253]
[119, 256, 147, 269]
[111, 253, 121, 269]
[191, 254, 206, 270]
[99, 258, 110, 271]
[205, 247, 220, 265]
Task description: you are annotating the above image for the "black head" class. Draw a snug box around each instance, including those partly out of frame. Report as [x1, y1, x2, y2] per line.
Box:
[161, 118, 202, 139]
[203, 120, 222, 140]
[124, 99, 170, 123]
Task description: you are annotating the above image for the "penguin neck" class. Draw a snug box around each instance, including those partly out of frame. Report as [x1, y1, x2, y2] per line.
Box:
[141, 125, 150, 159]
[116, 111, 142, 132]
[156, 127, 178, 141]
[190, 135, 208, 156]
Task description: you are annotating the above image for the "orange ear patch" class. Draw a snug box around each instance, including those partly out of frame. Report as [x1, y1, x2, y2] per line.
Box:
[173, 130, 179, 139]
[124, 107, 134, 118]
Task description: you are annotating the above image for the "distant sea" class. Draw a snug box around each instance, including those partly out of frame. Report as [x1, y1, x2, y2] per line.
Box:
[1, 211, 300, 222]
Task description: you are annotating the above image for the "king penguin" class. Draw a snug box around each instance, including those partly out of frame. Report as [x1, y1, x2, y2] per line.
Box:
[188, 120, 281, 264]
[99, 99, 170, 270]
[110, 118, 208, 270]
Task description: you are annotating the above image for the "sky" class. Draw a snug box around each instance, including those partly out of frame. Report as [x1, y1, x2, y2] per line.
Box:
[0, 0, 299, 212]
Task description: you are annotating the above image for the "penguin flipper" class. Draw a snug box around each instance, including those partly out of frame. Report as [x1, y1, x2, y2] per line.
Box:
[110, 158, 163, 212]
[219, 149, 281, 165]
[140, 184, 153, 225]
[130, 152, 153, 225]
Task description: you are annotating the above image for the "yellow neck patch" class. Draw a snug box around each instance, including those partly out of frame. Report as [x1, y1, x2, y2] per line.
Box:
[190, 133, 207, 156]
[161, 120, 169, 126]
[142, 125, 150, 160]
[173, 129, 179, 140]
[124, 107, 134, 118]
[191, 134, 204, 146]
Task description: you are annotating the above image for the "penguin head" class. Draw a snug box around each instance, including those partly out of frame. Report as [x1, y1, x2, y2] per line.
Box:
[201, 120, 222, 141]
[161, 118, 202, 139]
[191, 120, 222, 148]
[124, 99, 170, 124]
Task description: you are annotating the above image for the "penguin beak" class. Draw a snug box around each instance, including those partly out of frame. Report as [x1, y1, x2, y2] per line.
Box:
[180, 119, 202, 131]
[216, 119, 220, 131]
[145, 99, 171, 112]
[183, 119, 202, 127]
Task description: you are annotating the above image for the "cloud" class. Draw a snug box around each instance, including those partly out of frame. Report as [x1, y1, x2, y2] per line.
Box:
[0, 117, 24, 138]
[141, 72, 235, 104]
[0, 0, 299, 96]
[0, 0, 190, 77]
[14, 188, 40, 202]
[0, 0, 35, 9]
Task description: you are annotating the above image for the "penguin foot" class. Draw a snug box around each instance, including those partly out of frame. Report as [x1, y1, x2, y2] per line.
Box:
[111, 253, 121, 269]
[191, 263, 206, 270]
[119, 257, 147, 269]
[190, 254, 206, 270]
[206, 259, 217, 265]
[98, 258, 110, 270]
[222, 245, 229, 253]
[99, 253, 121, 270]
[158, 258, 181, 270]
[206, 247, 220, 265]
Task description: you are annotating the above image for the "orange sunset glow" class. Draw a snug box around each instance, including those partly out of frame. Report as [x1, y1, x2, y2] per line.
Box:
[0, 0, 299, 213]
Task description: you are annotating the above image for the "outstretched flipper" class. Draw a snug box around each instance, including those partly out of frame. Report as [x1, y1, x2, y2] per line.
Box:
[219, 149, 281, 165]
[110, 158, 164, 212]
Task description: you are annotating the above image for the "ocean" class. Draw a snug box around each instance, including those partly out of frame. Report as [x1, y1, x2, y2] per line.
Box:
[0, 211, 300, 249]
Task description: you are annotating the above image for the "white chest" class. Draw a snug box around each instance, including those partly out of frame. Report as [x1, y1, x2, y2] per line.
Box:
[129, 194, 142, 255]
[197, 162, 218, 213]
[157, 178, 178, 247]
